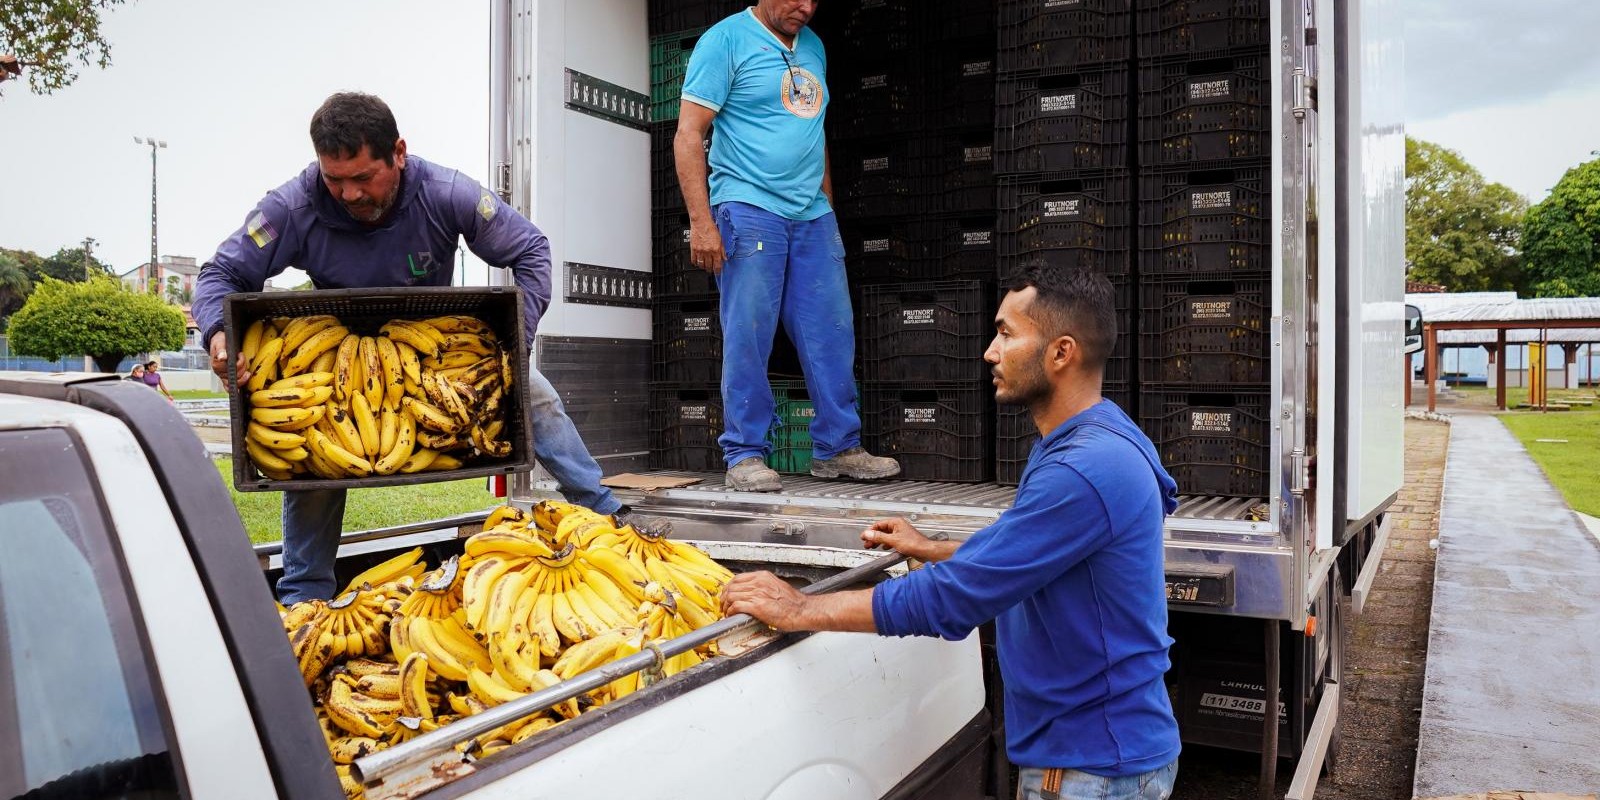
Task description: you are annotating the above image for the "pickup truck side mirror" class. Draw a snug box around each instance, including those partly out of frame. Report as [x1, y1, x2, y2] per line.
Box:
[1404, 304, 1423, 355]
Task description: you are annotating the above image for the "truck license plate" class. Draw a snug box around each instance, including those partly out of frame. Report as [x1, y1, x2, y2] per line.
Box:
[1198, 693, 1266, 714]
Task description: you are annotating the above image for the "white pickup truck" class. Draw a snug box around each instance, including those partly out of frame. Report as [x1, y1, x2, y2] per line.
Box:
[0, 372, 998, 800]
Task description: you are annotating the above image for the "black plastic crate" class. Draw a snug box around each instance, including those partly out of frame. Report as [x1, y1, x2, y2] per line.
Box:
[995, 71, 1130, 174]
[1138, 164, 1270, 275]
[1139, 389, 1270, 497]
[830, 65, 925, 140]
[921, 40, 999, 132]
[648, 0, 744, 34]
[1136, 0, 1269, 59]
[1139, 275, 1269, 384]
[652, 298, 722, 383]
[998, 0, 1132, 74]
[997, 172, 1132, 275]
[648, 384, 725, 472]
[1138, 53, 1271, 166]
[927, 216, 1003, 280]
[995, 384, 1131, 485]
[842, 217, 935, 279]
[222, 287, 533, 492]
[862, 383, 994, 483]
[931, 133, 998, 213]
[860, 281, 994, 382]
[840, 0, 921, 51]
[650, 124, 708, 215]
[929, 0, 1000, 42]
[652, 212, 717, 297]
[835, 138, 942, 218]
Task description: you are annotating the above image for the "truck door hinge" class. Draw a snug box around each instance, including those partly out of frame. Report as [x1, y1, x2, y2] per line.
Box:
[1292, 67, 1317, 121]
[1289, 448, 1309, 496]
[493, 162, 512, 203]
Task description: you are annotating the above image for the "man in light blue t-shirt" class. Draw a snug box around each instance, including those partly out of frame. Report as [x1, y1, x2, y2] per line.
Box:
[675, 0, 900, 492]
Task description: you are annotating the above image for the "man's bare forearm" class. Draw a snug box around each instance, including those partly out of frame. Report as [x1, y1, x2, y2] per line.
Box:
[797, 588, 878, 633]
[674, 128, 714, 224]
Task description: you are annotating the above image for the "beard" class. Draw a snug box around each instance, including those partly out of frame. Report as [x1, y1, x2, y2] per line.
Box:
[344, 195, 393, 223]
[994, 344, 1051, 408]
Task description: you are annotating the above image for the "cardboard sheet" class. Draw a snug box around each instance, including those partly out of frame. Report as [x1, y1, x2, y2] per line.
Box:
[599, 473, 703, 490]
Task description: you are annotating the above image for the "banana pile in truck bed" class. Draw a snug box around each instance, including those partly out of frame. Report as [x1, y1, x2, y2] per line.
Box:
[239, 314, 515, 480]
[277, 500, 735, 799]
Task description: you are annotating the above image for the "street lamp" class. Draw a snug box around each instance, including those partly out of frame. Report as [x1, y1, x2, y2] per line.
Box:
[133, 136, 167, 293]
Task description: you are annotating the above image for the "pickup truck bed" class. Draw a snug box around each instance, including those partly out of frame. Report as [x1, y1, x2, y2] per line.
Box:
[0, 373, 993, 800]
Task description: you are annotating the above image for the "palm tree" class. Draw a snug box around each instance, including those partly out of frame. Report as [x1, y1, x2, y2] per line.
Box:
[0, 253, 33, 318]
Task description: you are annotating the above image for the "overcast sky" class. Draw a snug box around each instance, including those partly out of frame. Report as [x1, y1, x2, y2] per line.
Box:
[2, 0, 1598, 279]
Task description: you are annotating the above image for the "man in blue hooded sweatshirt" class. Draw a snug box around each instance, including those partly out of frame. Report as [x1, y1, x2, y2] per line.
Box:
[723, 265, 1182, 799]
[192, 92, 663, 604]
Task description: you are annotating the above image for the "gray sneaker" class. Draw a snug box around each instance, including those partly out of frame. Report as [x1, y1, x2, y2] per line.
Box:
[810, 447, 902, 480]
[726, 456, 782, 492]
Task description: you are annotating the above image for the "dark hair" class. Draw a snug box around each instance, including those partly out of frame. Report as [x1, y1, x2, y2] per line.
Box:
[144, 360, 158, 369]
[1001, 264, 1117, 368]
[309, 92, 400, 164]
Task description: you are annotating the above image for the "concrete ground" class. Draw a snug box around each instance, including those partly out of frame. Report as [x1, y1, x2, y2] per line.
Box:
[1413, 415, 1600, 797]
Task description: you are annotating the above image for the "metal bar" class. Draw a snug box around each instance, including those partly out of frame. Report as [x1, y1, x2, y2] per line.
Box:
[1258, 618, 1281, 800]
[354, 551, 908, 785]
[1351, 515, 1392, 615]
[1496, 328, 1508, 411]
[1425, 324, 1438, 413]
[251, 511, 491, 558]
[1283, 682, 1341, 800]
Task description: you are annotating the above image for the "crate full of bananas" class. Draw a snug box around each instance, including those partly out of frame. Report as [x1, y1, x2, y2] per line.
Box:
[280, 500, 736, 797]
[224, 287, 531, 491]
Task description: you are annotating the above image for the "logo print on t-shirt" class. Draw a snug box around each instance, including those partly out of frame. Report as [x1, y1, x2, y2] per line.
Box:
[781, 65, 824, 119]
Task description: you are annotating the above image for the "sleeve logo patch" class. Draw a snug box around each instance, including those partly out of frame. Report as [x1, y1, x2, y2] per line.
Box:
[246, 210, 277, 248]
[477, 192, 497, 222]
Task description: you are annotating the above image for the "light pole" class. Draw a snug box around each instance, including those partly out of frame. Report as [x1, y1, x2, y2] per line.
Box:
[133, 136, 167, 293]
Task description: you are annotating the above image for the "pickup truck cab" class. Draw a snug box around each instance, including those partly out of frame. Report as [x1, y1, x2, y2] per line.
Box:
[0, 372, 995, 800]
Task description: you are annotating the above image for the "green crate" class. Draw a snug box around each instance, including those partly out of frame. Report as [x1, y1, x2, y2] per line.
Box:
[768, 380, 816, 474]
[650, 27, 707, 122]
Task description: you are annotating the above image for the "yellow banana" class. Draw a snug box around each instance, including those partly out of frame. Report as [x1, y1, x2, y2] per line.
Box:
[424, 315, 493, 335]
[551, 627, 628, 680]
[431, 615, 493, 673]
[416, 428, 464, 451]
[580, 547, 650, 601]
[241, 319, 267, 365]
[527, 669, 581, 719]
[247, 422, 306, 450]
[359, 336, 384, 411]
[351, 393, 381, 460]
[441, 332, 496, 356]
[310, 348, 338, 375]
[470, 424, 513, 458]
[308, 428, 373, 477]
[467, 666, 527, 706]
[247, 439, 294, 473]
[429, 454, 461, 472]
[327, 735, 382, 765]
[462, 556, 529, 633]
[378, 403, 399, 455]
[379, 321, 440, 360]
[342, 547, 423, 594]
[326, 401, 366, 456]
[281, 315, 340, 358]
[425, 350, 481, 371]
[433, 376, 472, 424]
[607, 630, 647, 701]
[551, 588, 593, 644]
[396, 340, 423, 384]
[282, 323, 349, 376]
[664, 539, 736, 582]
[389, 612, 415, 663]
[252, 404, 324, 431]
[376, 335, 404, 411]
[404, 396, 460, 433]
[244, 336, 283, 393]
[529, 592, 562, 658]
[268, 371, 335, 392]
[398, 651, 433, 720]
[373, 407, 416, 476]
[250, 385, 332, 409]
[484, 568, 532, 639]
[407, 617, 471, 682]
[397, 447, 441, 474]
[484, 504, 529, 530]
[583, 570, 641, 621]
[333, 333, 361, 401]
[325, 676, 394, 738]
[571, 581, 625, 630]
[465, 532, 556, 560]
[355, 672, 402, 700]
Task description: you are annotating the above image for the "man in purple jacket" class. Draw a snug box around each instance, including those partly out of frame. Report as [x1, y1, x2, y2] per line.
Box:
[723, 266, 1181, 799]
[193, 92, 660, 603]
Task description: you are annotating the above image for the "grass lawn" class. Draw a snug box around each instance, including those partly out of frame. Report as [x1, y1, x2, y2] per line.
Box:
[215, 458, 501, 544]
[172, 389, 228, 400]
[1499, 405, 1600, 517]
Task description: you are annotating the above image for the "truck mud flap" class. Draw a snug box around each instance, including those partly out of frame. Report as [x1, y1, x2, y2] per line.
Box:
[881, 709, 995, 800]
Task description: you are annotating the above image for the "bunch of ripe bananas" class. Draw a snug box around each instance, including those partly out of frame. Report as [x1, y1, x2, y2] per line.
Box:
[278, 502, 735, 799]
[239, 313, 516, 481]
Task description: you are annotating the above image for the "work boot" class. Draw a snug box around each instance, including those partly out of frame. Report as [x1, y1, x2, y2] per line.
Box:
[726, 456, 782, 492]
[810, 447, 901, 481]
[613, 506, 673, 537]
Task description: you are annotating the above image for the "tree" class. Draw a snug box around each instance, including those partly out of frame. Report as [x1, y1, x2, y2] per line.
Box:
[1406, 137, 1529, 293]
[33, 245, 113, 283]
[0, 251, 32, 319]
[8, 276, 185, 372]
[0, 1, 129, 95]
[1521, 158, 1600, 298]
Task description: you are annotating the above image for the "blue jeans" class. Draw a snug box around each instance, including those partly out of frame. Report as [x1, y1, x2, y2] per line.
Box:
[276, 364, 619, 603]
[713, 201, 861, 467]
[1016, 762, 1177, 800]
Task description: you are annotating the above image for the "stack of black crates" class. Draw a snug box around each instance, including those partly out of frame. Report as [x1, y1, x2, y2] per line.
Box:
[824, 0, 999, 483]
[647, 0, 745, 473]
[992, 0, 1135, 485]
[1133, 0, 1272, 498]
